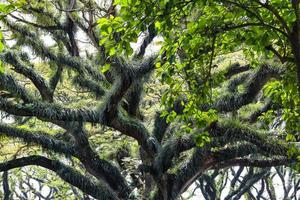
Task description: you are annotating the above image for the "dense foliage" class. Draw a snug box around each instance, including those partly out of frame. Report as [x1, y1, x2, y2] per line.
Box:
[0, 0, 299, 199]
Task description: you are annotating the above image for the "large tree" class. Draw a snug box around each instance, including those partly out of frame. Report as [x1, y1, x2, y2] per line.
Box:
[0, 0, 299, 199]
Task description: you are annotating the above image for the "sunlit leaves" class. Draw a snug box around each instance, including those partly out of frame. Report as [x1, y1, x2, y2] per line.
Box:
[97, 15, 137, 57]
[263, 71, 300, 137]
[0, 62, 4, 74]
[195, 131, 211, 147]
[101, 63, 111, 73]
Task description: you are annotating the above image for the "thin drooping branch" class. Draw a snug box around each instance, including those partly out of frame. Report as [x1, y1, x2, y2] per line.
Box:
[66, 0, 80, 57]
[0, 50, 53, 102]
[49, 65, 63, 92]
[0, 155, 119, 200]
[152, 111, 169, 143]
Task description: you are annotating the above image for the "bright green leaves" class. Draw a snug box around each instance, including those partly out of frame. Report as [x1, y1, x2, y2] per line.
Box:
[154, 21, 162, 32]
[263, 71, 300, 140]
[263, 80, 284, 103]
[262, 70, 300, 167]
[114, 0, 132, 7]
[0, 3, 15, 15]
[97, 15, 136, 57]
[0, 0, 26, 16]
[98, 17, 113, 36]
[101, 63, 111, 73]
[0, 62, 4, 74]
[195, 131, 211, 147]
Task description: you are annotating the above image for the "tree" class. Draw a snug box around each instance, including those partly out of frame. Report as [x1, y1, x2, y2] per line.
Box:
[0, 0, 299, 199]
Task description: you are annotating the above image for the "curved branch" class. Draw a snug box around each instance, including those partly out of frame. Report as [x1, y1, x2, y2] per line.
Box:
[0, 73, 33, 103]
[209, 64, 282, 112]
[0, 155, 119, 200]
[209, 120, 289, 156]
[1, 50, 53, 102]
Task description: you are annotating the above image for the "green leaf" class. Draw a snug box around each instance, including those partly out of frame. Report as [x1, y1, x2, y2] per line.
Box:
[155, 21, 162, 30]
[0, 61, 4, 74]
[101, 63, 111, 73]
[109, 47, 116, 56]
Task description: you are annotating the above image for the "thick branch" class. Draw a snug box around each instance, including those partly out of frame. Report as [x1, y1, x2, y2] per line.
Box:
[0, 124, 77, 156]
[68, 126, 130, 199]
[0, 96, 100, 122]
[0, 155, 119, 200]
[0, 73, 33, 103]
[210, 64, 282, 112]
[153, 135, 195, 177]
[1, 50, 53, 102]
[209, 120, 289, 156]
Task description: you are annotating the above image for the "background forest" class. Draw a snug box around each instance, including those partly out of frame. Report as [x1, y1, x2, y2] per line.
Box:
[0, 0, 300, 199]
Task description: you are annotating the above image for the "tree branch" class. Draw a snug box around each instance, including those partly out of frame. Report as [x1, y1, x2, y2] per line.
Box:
[1, 50, 53, 102]
[0, 124, 77, 156]
[0, 73, 33, 103]
[0, 155, 119, 200]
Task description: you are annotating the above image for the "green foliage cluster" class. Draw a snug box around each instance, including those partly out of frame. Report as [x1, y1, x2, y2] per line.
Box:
[102, 0, 300, 149]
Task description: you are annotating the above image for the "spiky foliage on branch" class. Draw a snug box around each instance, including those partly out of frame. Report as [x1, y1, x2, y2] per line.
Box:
[0, 0, 299, 199]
